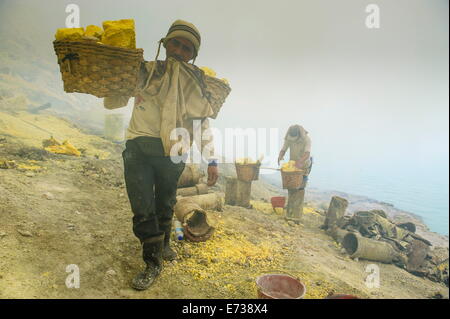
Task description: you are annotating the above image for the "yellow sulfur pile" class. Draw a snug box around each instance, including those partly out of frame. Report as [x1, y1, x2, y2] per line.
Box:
[43, 137, 81, 157]
[281, 160, 301, 172]
[165, 221, 284, 294]
[200, 66, 229, 85]
[54, 19, 136, 49]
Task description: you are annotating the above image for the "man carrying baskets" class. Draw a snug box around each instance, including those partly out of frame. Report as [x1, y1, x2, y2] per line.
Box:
[278, 125, 312, 223]
[103, 20, 220, 290]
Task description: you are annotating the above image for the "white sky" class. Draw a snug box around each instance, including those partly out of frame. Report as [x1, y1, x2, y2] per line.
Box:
[1, 0, 448, 168]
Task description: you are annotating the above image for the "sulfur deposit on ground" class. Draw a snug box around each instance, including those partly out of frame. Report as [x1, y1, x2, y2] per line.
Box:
[0, 112, 448, 299]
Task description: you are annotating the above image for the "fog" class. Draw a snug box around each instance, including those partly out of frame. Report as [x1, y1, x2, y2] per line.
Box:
[0, 0, 448, 232]
[1, 0, 447, 165]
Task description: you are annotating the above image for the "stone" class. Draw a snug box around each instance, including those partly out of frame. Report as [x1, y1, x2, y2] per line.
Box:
[198, 258, 209, 266]
[106, 269, 117, 276]
[17, 229, 33, 237]
[42, 192, 54, 200]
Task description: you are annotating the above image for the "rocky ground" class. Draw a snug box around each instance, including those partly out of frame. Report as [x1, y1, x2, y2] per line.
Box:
[0, 111, 448, 299]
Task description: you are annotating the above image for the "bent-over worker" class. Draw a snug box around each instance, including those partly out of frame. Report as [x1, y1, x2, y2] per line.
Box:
[278, 124, 312, 222]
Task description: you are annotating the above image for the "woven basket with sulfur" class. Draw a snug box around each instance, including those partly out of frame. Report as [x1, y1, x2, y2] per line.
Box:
[203, 75, 231, 119]
[281, 170, 304, 189]
[235, 163, 261, 182]
[53, 39, 144, 98]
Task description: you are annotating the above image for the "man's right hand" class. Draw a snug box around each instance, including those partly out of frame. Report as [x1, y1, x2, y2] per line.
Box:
[277, 151, 285, 166]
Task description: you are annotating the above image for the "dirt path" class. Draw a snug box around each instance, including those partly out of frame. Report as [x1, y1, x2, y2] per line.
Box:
[0, 114, 448, 299]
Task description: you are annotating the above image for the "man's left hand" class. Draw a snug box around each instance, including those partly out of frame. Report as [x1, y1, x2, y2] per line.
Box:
[207, 165, 219, 186]
[295, 160, 304, 169]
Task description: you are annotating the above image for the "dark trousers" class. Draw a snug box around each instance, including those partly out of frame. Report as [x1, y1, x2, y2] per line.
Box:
[122, 137, 186, 242]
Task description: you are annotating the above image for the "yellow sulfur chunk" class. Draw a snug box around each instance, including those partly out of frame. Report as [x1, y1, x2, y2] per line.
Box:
[281, 160, 301, 172]
[84, 25, 103, 39]
[17, 164, 41, 171]
[44, 139, 81, 157]
[102, 19, 135, 31]
[200, 66, 217, 77]
[101, 19, 136, 49]
[220, 78, 229, 85]
[55, 28, 85, 41]
[102, 28, 135, 48]
[236, 157, 257, 165]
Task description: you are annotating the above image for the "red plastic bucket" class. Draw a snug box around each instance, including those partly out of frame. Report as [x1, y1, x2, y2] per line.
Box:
[270, 196, 286, 209]
[256, 274, 306, 299]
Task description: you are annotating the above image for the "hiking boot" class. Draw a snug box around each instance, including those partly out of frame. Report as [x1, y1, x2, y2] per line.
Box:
[160, 222, 177, 261]
[132, 235, 163, 291]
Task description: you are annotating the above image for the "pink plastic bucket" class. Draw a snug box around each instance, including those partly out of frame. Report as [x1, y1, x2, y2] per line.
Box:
[256, 274, 306, 299]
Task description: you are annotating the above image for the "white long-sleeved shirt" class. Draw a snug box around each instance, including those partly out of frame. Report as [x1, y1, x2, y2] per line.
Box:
[103, 62, 215, 158]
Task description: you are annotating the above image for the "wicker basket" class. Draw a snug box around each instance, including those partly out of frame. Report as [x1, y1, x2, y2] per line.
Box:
[281, 170, 304, 189]
[204, 75, 231, 119]
[235, 163, 261, 182]
[53, 40, 144, 98]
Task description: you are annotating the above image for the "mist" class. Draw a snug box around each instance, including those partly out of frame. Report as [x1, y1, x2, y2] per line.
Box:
[0, 0, 448, 233]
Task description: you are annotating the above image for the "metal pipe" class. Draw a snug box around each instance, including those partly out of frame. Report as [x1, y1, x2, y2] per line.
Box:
[342, 232, 400, 263]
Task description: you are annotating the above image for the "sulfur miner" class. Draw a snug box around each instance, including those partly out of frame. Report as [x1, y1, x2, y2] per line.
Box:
[103, 20, 222, 291]
[278, 125, 313, 223]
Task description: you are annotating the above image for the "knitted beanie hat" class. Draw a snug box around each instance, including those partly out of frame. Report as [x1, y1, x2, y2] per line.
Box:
[162, 19, 201, 57]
